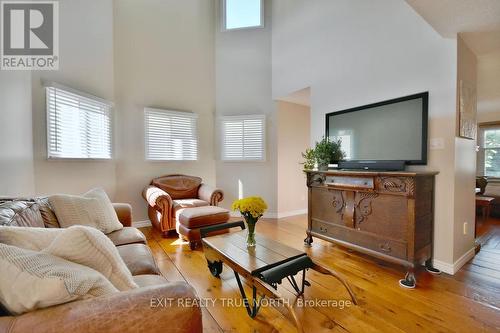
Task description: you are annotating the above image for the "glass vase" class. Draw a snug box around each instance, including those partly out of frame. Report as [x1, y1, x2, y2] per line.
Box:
[244, 217, 257, 247]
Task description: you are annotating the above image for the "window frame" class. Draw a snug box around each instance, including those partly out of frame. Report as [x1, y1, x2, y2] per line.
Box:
[219, 114, 266, 162]
[478, 123, 500, 179]
[44, 81, 113, 160]
[144, 107, 199, 162]
[221, 0, 264, 32]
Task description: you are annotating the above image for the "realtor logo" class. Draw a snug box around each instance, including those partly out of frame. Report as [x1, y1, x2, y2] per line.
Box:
[1, 1, 58, 70]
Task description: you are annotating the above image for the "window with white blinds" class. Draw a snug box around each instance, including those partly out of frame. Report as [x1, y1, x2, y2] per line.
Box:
[478, 124, 500, 178]
[46, 84, 112, 159]
[144, 108, 198, 161]
[220, 115, 265, 161]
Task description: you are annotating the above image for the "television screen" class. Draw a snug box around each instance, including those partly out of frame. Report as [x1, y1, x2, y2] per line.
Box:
[326, 92, 428, 165]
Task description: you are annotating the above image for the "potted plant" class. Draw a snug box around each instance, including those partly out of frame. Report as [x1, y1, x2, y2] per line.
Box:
[301, 148, 316, 171]
[313, 136, 345, 171]
[231, 196, 268, 247]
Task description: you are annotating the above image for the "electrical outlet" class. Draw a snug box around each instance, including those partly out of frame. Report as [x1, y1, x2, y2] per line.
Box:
[463, 222, 468, 235]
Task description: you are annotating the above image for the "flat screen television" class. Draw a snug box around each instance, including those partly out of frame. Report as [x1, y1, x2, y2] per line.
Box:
[326, 92, 428, 167]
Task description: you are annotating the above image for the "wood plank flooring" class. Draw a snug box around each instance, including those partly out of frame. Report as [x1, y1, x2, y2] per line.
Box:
[141, 215, 500, 333]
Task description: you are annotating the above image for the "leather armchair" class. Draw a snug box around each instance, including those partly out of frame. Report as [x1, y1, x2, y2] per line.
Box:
[143, 174, 223, 236]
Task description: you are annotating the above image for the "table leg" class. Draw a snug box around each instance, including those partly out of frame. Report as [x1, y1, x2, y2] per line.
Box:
[475, 213, 478, 239]
[233, 271, 305, 332]
[310, 261, 358, 304]
[234, 271, 263, 318]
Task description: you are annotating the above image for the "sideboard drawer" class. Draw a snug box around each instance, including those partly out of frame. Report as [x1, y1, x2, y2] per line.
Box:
[311, 219, 407, 260]
[325, 176, 374, 190]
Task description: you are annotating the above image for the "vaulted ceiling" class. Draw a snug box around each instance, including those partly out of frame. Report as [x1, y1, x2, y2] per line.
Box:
[406, 0, 500, 56]
[405, 0, 500, 38]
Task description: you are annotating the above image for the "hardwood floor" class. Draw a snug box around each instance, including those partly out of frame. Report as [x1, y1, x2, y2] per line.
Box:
[141, 215, 500, 333]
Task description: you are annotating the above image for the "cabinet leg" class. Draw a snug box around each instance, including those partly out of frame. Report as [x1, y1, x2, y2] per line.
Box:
[189, 241, 198, 250]
[399, 268, 416, 289]
[425, 259, 441, 275]
[304, 232, 313, 247]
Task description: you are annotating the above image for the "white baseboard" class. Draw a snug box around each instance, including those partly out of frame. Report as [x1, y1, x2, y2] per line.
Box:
[264, 212, 278, 219]
[432, 247, 475, 275]
[276, 209, 307, 219]
[432, 259, 454, 275]
[132, 220, 152, 228]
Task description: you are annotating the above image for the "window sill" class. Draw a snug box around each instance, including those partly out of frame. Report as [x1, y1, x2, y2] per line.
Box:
[222, 24, 265, 32]
[146, 159, 198, 162]
[221, 160, 266, 163]
[47, 157, 112, 161]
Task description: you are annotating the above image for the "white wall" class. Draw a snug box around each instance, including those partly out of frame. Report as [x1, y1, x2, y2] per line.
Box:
[113, 0, 216, 221]
[215, 0, 277, 216]
[31, 0, 116, 198]
[277, 101, 310, 216]
[10, 0, 216, 222]
[272, 0, 473, 269]
[0, 71, 35, 196]
[477, 51, 500, 123]
[454, 36, 477, 262]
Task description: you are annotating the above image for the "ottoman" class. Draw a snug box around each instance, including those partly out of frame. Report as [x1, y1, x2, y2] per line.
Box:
[177, 206, 230, 250]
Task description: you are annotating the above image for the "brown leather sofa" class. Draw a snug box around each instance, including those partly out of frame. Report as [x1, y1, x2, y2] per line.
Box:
[143, 174, 224, 236]
[0, 197, 202, 333]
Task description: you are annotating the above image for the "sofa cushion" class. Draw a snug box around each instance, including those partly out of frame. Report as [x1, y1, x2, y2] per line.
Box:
[116, 244, 160, 276]
[0, 243, 117, 315]
[178, 206, 230, 229]
[152, 175, 202, 200]
[0, 226, 138, 291]
[106, 227, 147, 246]
[43, 226, 138, 291]
[49, 188, 123, 234]
[35, 197, 60, 228]
[172, 199, 209, 218]
[0, 226, 62, 251]
[0, 200, 45, 228]
[132, 274, 168, 288]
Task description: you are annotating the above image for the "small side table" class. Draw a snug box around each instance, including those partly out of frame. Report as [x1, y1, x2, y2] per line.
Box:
[475, 196, 495, 237]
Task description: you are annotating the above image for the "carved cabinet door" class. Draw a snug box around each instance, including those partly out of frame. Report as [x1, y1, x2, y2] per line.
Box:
[310, 187, 344, 226]
[354, 192, 408, 241]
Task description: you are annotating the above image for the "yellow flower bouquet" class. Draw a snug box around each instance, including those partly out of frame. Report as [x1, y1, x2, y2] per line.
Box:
[231, 196, 267, 247]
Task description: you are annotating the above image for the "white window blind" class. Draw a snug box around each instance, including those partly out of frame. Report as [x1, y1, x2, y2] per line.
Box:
[145, 108, 198, 161]
[46, 84, 112, 159]
[221, 115, 265, 161]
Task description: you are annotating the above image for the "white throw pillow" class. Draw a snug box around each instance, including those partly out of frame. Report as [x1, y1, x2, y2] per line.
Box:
[0, 226, 62, 251]
[49, 188, 123, 234]
[0, 243, 118, 315]
[43, 226, 138, 291]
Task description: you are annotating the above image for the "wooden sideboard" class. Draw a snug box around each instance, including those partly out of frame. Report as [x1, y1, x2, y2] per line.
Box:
[304, 169, 439, 287]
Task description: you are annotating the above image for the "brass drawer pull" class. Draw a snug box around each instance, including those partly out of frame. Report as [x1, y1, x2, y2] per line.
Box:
[319, 226, 328, 233]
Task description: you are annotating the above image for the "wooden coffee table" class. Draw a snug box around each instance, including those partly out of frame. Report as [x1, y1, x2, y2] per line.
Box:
[200, 221, 357, 333]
